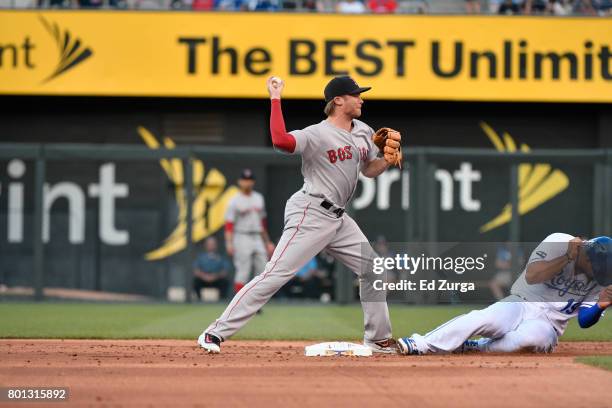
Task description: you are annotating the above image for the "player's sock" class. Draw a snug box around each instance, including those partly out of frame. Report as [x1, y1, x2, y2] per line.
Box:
[234, 282, 245, 294]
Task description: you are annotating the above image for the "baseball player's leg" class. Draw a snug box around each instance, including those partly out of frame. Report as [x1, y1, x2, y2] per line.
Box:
[252, 237, 268, 279]
[232, 234, 253, 293]
[203, 203, 334, 342]
[325, 215, 392, 344]
[406, 299, 525, 354]
[482, 318, 558, 353]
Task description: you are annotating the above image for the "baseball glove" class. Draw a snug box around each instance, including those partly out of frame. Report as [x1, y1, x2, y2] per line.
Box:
[372, 127, 402, 168]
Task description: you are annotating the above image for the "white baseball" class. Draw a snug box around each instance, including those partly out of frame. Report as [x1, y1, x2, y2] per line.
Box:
[271, 76, 282, 88]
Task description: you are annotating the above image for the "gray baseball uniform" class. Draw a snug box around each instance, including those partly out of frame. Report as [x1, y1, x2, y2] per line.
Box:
[225, 191, 268, 285]
[205, 119, 392, 342]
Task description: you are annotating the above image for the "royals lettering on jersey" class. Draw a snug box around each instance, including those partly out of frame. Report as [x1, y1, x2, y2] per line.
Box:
[289, 119, 379, 207]
[511, 232, 603, 335]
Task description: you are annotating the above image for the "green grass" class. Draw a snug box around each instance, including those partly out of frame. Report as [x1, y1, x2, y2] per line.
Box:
[0, 302, 610, 341]
[575, 356, 612, 371]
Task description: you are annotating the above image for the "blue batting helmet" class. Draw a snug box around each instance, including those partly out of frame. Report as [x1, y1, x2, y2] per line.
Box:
[584, 236, 612, 286]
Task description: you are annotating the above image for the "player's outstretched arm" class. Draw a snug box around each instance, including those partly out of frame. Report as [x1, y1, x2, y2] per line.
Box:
[267, 76, 284, 100]
[267, 76, 296, 153]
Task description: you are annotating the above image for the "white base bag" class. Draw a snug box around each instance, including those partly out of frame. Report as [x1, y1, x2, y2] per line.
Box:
[304, 342, 372, 357]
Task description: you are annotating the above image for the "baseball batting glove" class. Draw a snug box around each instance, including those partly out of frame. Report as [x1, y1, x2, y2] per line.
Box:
[372, 127, 402, 168]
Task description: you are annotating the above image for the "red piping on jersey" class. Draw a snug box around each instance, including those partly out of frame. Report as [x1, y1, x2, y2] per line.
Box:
[270, 99, 296, 153]
[209, 203, 310, 339]
[224, 222, 234, 233]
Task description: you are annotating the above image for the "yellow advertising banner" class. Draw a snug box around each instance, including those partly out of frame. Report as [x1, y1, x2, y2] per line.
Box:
[0, 10, 611, 102]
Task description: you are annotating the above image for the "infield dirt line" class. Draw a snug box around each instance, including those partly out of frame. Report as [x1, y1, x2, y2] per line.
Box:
[1, 340, 610, 408]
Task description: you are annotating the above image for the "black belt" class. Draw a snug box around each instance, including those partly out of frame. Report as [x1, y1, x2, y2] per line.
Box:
[301, 191, 345, 218]
[320, 200, 345, 218]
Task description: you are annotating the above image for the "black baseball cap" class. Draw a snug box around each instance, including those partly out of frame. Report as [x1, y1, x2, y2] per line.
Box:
[240, 168, 255, 180]
[324, 76, 371, 102]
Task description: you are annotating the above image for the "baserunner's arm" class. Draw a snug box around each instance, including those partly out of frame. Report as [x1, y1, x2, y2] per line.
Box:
[525, 238, 581, 284]
[578, 286, 610, 328]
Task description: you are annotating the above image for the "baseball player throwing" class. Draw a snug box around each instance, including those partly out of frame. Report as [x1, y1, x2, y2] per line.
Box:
[225, 168, 274, 295]
[198, 75, 402, 354]
[398, 234, 612, 355]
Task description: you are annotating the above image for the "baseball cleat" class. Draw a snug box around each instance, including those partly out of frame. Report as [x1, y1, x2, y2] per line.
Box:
[459, 339, 481, 353]
[198, 333, 221, 354]
[364, 338, 399, 354]
[397, 337, 421, 355]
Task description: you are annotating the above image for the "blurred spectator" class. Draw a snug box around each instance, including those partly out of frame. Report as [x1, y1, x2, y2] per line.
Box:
[368, 0, 397, 12]
[282, 255, 334, 300]
[170, 0, 190, 8]
[215, 0, 249, 10]
[249, 0, 280, 10]
[465, 0, 480, 13]
[488, 242, 524, 300]
[574, 0, 599, 13]
[303, 0, 319, 9]
[549, 0, 571, 14]
[316, 0, 335, 10]
[4, 0, 36, 7]
[396, 0, 428, 13]
[523, 0, 548, 13]
[79, 0, 103, 7]
[37, 0, 77, 7]
[279, 0, 318, 9]
[374, 235, 392, 257]
[487, 0, 503, 12]
[193, 237, 231, 301]
[593, 0, 612, 14]
[337, 0, 366, 12]
[192, 0, 214, 9]
[498, 0, 522, 13]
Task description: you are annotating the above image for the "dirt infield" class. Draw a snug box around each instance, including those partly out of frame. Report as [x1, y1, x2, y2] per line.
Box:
[1, 340, 611, 408]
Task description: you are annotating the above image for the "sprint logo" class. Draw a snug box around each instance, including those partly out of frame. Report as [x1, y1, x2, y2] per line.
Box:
[138, 127, 238, 260]
[39, 16, 92, 83]
[479, 122, 569, 233]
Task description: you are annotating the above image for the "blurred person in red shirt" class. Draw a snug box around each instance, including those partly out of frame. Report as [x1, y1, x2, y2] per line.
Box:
[368, 0, 397, 12]
[192, 0, 214, 9]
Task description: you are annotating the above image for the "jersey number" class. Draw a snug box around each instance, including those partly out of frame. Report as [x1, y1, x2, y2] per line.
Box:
[327, 146, 352, 164]
[560, 299, 581, 315]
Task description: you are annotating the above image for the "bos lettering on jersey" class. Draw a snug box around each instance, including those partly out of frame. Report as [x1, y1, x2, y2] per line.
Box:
[326, 146, 370, 164]
[326, 146, 353, 164]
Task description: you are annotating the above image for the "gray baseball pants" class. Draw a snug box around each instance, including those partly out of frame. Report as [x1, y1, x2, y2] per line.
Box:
[205, 191, 392, 342]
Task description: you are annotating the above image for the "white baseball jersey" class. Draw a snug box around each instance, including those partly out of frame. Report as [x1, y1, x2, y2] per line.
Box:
[289, 119, 379, 208]
[511, 233, 603, 334]
[225, 192, 266, 233]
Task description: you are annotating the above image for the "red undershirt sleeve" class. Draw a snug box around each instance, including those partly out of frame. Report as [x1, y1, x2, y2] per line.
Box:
[270, 99, 296, 153]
